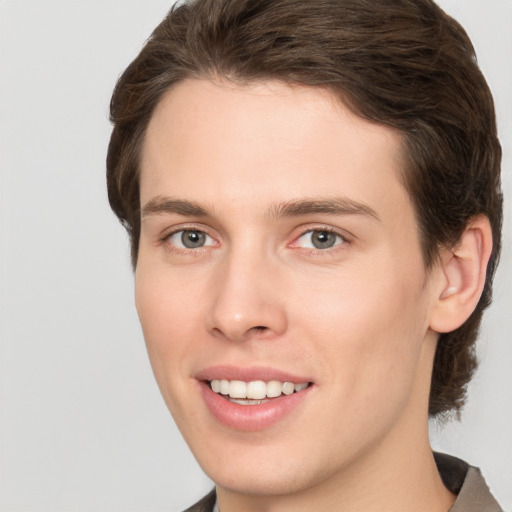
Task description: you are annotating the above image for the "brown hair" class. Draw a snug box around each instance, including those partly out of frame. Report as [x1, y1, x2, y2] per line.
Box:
[107, 0, 502, 416]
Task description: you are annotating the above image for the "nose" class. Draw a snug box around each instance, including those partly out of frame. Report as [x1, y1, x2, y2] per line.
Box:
[207, 249, 288, 343]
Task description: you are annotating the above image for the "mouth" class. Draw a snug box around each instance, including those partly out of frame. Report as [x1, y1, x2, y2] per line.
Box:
[196, 366, 314, 430]
[208, 379, 311, 405]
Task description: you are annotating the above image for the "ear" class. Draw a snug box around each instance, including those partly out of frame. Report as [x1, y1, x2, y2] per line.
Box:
[429, 216, 493, 334]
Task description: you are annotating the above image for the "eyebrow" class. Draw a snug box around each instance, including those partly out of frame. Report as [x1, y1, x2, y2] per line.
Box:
[140, 195, 380, 222]
[141, 196, 211, 218]
[269, 197, 380, 221]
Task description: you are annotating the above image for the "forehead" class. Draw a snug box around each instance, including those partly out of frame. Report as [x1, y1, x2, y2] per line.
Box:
[140, 78, 410, 226]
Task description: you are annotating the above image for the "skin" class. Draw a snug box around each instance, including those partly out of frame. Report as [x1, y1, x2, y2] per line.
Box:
[136, 79, 458, 512]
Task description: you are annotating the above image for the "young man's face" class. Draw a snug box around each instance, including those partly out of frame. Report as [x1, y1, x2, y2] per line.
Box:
[136, 79, 442, 495]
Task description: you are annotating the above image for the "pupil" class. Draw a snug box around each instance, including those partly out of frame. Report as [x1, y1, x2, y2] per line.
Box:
[312, 231, 336, 249]
[182, 230, 205, 248]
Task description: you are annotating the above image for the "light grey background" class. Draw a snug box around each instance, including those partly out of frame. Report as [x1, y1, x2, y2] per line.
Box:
[0, 1, 510, 511]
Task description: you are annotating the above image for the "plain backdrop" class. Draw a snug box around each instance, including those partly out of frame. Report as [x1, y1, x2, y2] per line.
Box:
[0, 1, 511, 511]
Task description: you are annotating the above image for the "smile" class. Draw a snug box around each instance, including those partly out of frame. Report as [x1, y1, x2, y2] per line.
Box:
[197, 368, 314, 430]
[209, 379, 310, 404]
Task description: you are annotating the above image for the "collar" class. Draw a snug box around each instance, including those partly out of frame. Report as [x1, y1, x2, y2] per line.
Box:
[434, 452, 502, 512]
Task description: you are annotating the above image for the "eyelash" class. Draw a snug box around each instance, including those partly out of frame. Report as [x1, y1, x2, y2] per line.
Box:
[159, 226, 216, 256]
[159, 225, 351, 256]
[290, 227, 350, 256]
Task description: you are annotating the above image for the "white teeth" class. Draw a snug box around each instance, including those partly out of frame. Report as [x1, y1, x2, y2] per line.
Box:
[209, 379, 309, 400]
[294, 382, 308, 392]
[247, 380, 267, 400]
[229, 380, 247, 398]
[219, 379, 230, 395]
[266, 380, 283, 398]
[230, 398, 265, 405]
[282, 382, 295, 395]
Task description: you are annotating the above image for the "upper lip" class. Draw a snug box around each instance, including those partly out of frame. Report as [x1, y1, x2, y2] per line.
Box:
[195, 365, 313, 384]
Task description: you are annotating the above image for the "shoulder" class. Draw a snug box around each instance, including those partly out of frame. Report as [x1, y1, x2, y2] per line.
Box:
[182, 489, 216, 512]
[434, 452, 503, 512]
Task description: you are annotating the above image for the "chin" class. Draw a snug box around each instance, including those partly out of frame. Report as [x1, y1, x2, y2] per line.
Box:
[205, 461, 316, 496]
[189, 431, 348, 499]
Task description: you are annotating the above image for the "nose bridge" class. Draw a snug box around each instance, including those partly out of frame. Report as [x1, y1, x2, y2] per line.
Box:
[208, 240, 287, 341]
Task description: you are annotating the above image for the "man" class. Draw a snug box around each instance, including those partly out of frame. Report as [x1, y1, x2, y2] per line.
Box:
[106, 1, 503, 510]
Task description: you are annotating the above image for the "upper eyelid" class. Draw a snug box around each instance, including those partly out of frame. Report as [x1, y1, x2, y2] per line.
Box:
[292, 225, 353, 242]
[169, 229, 216, 246]
[298, 227, 343, 236]
[161, 228, 218, 254]
[157, 225, 218, 251]
[292, 229, 347, 248]
[167, 228, 213, 238]
[160, 223, 214, 239]
[297, 229, 345, 240]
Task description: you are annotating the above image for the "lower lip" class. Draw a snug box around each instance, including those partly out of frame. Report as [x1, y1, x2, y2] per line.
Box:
[199, 381, 312, 431]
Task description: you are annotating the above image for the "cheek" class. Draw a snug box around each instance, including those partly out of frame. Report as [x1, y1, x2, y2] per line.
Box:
[294, 257, 429, 403]
[134, 265, 204, 381]
[134, 265, 213, 434]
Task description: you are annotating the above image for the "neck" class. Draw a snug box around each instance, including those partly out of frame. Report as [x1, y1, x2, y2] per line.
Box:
[216, 420, 455, 512]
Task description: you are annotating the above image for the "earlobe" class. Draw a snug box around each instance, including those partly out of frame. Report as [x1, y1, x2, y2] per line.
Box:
[429, 216, 493, 334]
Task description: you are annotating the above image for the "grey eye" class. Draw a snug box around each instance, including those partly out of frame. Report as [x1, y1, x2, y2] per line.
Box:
[296, 230, 344, 250]
[311, 231, 338, 249]
[181, 230, 206, 248]
[168, 230, 214, 249]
